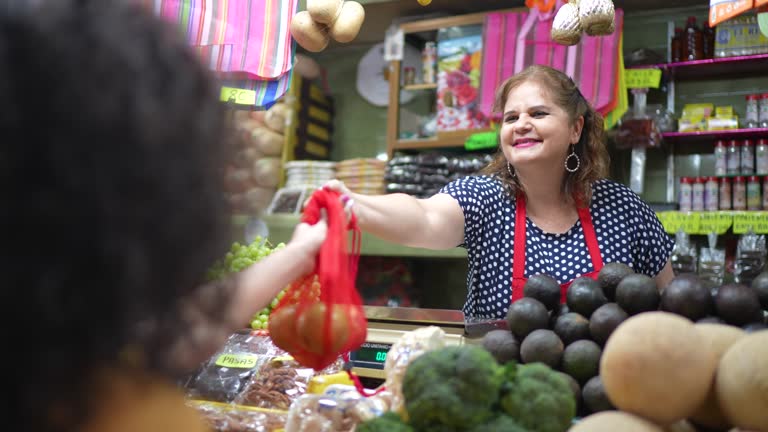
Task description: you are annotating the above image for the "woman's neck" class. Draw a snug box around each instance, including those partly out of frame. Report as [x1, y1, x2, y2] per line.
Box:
[517, 171, 578, 233]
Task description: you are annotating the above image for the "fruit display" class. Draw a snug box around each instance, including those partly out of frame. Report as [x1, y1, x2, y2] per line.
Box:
[207, 237, 287, 329]
[481, 264, 768, 426]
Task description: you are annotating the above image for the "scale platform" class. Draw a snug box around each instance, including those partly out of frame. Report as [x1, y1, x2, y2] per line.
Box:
[350, 306, 476, 379]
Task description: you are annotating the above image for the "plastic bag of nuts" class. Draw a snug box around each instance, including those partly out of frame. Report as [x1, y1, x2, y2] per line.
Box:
[285, 385, 395, 432]
[235, 356, 345, 410]
[192, 401, 288, 432]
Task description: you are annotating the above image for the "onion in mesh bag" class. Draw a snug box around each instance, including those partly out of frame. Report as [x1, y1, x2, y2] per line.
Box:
[578, 0, 615, 36]
[551, 1, 582, 46]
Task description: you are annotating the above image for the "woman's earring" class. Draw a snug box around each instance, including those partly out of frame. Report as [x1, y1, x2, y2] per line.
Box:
[507, 162, 516, 178]
[565, 144, 580, 173]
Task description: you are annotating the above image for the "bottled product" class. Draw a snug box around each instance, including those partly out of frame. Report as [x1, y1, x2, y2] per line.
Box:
[747, 176, 762, 210]
[760, 93, 768, 128]
[699, 233, 724, 286]
[763, 176, 768, 210]
[741, 139, 755, 174]
[726, 140, 741, 175]
[714, 139, 727, 176]
[692, 177, 705, 211]
[671, 27, 684, 62]
[745, 94, 760, 128]
[679, 177, 693, 211]
[702, 21, 716, 59]
[756, 139, 768, 175]
[733, 176, 747, 210]
[403, 67, 416, 85]
[734, 230, 766, 286]
[719, 177, 732, 210]
[684, 16, 703, 61]
[421, 42, 436, 85]
[671, 230, 697, 274]
[705, 176, 719, 211]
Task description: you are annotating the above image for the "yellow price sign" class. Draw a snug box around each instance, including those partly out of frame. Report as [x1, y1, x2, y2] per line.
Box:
[733, 211, 768, 234]
[220, 86, 257, 106]
[658, 211, 685, 234]
[683, 212, 701, 233]
[697, 212, 733, 234]
[625, 68, 662, 89]
[215, 353, 259, 369]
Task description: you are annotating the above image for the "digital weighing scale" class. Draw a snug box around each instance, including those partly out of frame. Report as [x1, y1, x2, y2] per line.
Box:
[349, 306, 474, 379]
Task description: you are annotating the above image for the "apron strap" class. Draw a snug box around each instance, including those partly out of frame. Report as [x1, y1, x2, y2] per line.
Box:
[575, 196, 604, 270]
[511, 193, 528, 302]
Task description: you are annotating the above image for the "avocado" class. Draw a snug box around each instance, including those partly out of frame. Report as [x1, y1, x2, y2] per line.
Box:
[615, 274, 660, 315]
[506, 297, 550, 340]
[554, 312, 592, 346]
[524, 273, 562, 311]
[567, 277, 608, 318]
[660, 274, 713, 321]
[557, 371, 582, 413]
[582, 375, 615, 414]
[520, 329, 564, 368]
[598, 262, 634, 301]
[550, 303, 570, 327]
[562, 339, 602, 385]
[751, 271, 768, 310]
[715, 283, 763, 326]
[697, 316, 726, 325]
[481, 329, 520, 364]
[589, 303, 629, 346]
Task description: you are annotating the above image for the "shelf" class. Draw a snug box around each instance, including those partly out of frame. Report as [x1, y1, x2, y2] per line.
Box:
[629, 53, 768, 80]
[661, 129, 768, 152]
[402, 83, 438, 91]
[393, 129, 494, 152]
[233, 214, 468, 259]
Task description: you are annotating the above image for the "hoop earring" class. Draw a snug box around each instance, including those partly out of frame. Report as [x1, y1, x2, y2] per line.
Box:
[507, 162, 516, 178]
[565, 144, 580, 173]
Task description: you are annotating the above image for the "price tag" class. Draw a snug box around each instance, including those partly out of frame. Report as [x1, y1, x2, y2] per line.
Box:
[658, 211, 685, 234]
[733, 211, 768, 234]
[215, 353, 259, 369]
[220, 86, 257, 106]
[683, 212, 701, 233]
[625, 68, 662, 89]
[697, 212, 733, 234]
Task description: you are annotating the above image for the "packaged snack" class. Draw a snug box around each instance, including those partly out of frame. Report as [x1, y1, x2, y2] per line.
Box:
[192, 401, 288, 432]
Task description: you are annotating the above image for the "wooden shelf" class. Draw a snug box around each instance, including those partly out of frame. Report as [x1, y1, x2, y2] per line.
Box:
[403, 83, 438, 91]
[392, 129, 494, 152]
[233, 214, 468, 259]
[628, 53, 768, 80]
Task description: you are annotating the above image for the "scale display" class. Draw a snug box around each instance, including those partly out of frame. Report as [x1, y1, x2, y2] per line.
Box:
[349, 342, 393, 370]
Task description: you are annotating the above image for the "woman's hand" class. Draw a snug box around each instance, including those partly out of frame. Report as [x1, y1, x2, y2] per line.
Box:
[289, 216, 328, 275]
[322, 179, 357, 220]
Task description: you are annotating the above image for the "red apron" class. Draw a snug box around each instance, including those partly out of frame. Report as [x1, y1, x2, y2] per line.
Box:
[510, 193, 604, 304]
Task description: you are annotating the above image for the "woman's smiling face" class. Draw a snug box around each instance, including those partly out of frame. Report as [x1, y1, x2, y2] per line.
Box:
[500, 80, 583, 171]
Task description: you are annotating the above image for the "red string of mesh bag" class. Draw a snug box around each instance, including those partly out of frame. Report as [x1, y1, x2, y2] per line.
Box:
[268, 189, 367, 371]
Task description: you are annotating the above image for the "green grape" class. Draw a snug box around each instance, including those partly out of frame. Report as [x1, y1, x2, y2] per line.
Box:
[258, 314, 269, 323]
[250, 320, 262, 330]
[277, 290, 286, 300]
[270, 298, 279, 309]
[260, 308, 270, 316]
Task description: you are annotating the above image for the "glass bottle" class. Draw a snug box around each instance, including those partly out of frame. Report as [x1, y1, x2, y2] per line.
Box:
[671, 27, 684, 62]
[684, 16, 703, 61]
[702, 21, 716, 59]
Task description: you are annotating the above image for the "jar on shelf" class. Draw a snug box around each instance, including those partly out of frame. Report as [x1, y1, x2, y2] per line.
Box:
[714, 139, 727, 176]
[741, 139, 755, 174]
[705, 176, 719, 211]
[759, 93, 768, 128]
[746, 94, 760, 128]
[756, 139, 768, 175]
[747, 176, 762, 210]
[719, 177, 732, 210]
[727, 140, 741, 175]
[403, 67, 416, 86]
[692, 177, 706, 211]
[733, 176, 747, 210]
[679, 177, 693, 211]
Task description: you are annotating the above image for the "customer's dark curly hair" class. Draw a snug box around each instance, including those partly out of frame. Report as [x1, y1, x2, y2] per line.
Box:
[1, 1, 234, 430]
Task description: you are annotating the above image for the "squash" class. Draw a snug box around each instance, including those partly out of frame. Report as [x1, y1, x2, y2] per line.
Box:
[329, 1, 364, 43]
[290, 11, 330, 52]
[307, 0, 342, 25]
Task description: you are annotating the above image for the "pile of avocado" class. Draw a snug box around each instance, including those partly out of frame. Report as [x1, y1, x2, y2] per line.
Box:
[481, 264, 768, 418]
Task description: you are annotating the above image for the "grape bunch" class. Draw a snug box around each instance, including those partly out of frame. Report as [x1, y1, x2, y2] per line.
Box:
[206, 236, 287, 330]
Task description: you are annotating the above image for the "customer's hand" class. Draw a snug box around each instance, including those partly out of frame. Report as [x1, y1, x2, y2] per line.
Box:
[289, 215, 328, 275]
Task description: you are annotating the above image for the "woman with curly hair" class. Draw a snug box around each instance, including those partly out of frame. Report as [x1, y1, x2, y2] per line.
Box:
[1, 1, 325, 431]
[327, 65, 674, 319]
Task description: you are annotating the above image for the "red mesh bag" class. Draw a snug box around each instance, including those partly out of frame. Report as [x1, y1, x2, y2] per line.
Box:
[268, 189, 367, 370]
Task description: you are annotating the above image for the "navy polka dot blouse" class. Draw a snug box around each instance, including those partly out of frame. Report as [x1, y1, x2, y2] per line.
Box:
[440, 176, 674, 319]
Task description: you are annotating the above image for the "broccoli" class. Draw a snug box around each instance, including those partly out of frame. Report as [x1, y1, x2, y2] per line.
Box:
[468, 414, 528, 432]
[402, 345, 503, 432]
[355, 412, 414, 432]
[499, 362, 576, 432]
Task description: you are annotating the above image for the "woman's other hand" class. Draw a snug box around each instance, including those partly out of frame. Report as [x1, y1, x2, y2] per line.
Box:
[290, 216, 328, 275]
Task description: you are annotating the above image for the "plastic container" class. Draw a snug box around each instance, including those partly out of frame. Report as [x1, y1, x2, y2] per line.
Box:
[760, 93, 768, 128]
[705, 176, 719, 211]
[679, 177, 693, 211]
[741, 139, 755, 174]
[692, 177, 706, 211]
[733, 176, 747, 210]
[756, 139, 768, 175]
[746, 94, 760, 128]
[727, 140, 741, 175]
[747, 176, 762, 210]
[719, 177, 732, 210]
[714, 139, 727, 176]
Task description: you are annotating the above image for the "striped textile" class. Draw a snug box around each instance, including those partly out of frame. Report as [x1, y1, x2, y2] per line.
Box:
[479, 8, 623, 118]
